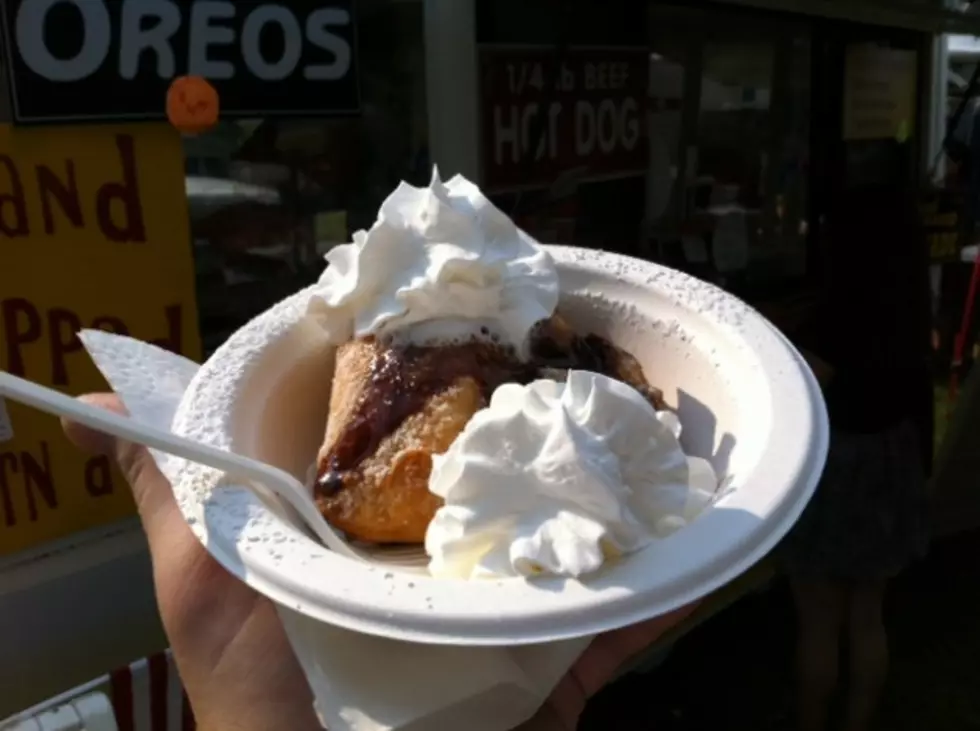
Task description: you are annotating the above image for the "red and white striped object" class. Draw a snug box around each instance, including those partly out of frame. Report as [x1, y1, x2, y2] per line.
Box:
[107, 651, 195, 731]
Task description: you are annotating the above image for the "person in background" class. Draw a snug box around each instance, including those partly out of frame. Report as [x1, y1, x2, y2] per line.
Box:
[62, 394, 697, 731]
[783, 185, 933, 731]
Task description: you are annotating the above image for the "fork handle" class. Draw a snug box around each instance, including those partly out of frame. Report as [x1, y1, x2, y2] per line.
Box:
[0, 371, 360, 560]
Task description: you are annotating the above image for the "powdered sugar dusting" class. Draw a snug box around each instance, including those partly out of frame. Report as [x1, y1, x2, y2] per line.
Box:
[548, 246, 754, 333]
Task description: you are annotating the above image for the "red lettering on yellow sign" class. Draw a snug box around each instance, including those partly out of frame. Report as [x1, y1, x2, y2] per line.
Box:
[0, 123, 200, 555]
[0, 134, 146, 243]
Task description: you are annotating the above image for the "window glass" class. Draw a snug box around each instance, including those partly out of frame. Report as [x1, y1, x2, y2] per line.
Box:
[185, 0, 428, 354]
[475, 0, 812, 301]
[476, 0, 648, 254]
[648, 6, 811, 300]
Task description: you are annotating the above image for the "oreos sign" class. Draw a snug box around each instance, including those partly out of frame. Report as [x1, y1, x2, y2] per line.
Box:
[0, 0, 360, 123]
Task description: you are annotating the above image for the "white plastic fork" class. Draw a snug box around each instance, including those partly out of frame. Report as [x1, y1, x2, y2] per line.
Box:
[0, 370, 366, 561]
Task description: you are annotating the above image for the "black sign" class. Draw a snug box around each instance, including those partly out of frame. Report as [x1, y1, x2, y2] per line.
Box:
[0, 0, 360, 123]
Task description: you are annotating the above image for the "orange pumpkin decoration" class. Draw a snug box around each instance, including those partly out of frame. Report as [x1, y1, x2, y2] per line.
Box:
[166, 76, 219, 135]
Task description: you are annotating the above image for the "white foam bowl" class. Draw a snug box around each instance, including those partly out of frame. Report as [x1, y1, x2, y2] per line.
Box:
[170, 246, 828, 646]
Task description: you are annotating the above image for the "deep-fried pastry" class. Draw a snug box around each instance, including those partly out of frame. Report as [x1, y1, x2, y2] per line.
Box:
[531, 314, 667, 411]
[313, 336, 533, 544]
[313, 314, 667, 545]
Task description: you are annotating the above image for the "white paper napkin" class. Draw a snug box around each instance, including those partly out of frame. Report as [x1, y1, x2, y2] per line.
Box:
[79, 330, 591, 731]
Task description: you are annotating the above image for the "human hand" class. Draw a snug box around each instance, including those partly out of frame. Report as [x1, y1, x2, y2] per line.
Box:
[65, 393, 698, 731]
[64, 394, 322, 731]
[516, 603, 697, 729]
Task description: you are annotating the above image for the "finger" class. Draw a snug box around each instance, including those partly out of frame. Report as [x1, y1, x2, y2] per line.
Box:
[514, 663, 589, 730]
[570, 602, 700, 699]
[62, 392, 181, 545]
[61, 393, 119, 455]
[513, 699, 568, 731]
[542, 672, 587, 729]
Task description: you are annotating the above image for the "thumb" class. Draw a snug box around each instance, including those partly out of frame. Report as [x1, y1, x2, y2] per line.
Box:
[62, 392, 181, 546]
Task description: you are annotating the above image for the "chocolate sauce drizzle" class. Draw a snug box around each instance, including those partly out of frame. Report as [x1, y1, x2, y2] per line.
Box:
[315, 341, 536, 496]
[314, 327, 662, 498]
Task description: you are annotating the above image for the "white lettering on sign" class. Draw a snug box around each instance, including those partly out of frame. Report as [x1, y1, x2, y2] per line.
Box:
[187, 1, 235, 79]
[582, 62, 630, 91]
[493, 102, 562, 165]
[0, 400, 12, 444]
[482, 50, 648, 190]
[305, 9, 352, 80]
[505, 62, 575, 94]
[120, 0, 180, 79]
[242, 5, 302, 81]
[574, 98, 640, 156]
[503, 61, 633, 95]
[13, 0, 353, 83]
[492, 98, 639, 166]
[16, 0, 111, 82]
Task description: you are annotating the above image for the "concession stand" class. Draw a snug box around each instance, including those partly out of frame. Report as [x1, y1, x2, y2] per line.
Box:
[0, 0, 975, 722]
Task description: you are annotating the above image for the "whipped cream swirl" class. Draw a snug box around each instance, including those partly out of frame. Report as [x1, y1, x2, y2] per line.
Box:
[425, 371, 719, 580]
[310, 168, 558, 347]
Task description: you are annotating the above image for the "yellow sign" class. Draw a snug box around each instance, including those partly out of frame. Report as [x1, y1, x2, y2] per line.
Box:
[921, 190, 963, 263]
[0, 123, 201, 556]
[843, 45, 917, 142]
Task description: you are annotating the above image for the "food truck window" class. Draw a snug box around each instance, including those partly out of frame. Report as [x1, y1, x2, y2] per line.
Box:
[476, 0, 647, 251]
[646, 5, 812, 303]
[183, 0, 428, 355]
[475, 0, 813, 301]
